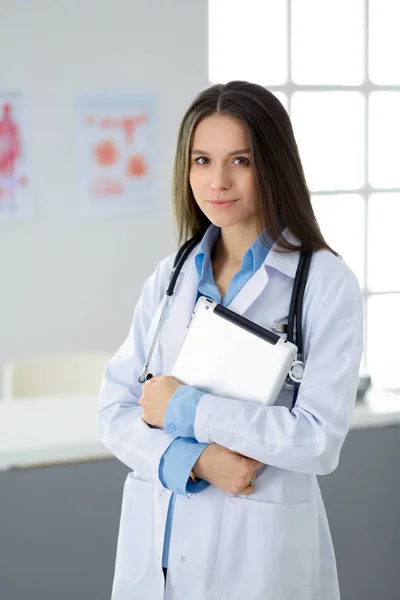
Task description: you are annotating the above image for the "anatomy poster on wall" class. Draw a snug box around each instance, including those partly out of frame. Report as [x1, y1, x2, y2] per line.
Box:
[0, 91, 32, 221]
[76, 92, 156, 215]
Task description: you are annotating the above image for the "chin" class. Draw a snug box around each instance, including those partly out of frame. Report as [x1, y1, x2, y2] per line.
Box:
[214, 220, 246, 231]
[205, 212, 248, 229]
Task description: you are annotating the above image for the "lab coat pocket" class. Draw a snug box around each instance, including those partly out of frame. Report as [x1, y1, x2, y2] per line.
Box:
[213, 498, 316, 600]
[113, 474, 153, 584]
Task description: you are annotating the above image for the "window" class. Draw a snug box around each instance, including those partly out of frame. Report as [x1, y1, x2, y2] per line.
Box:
[209, 0, 400, 390]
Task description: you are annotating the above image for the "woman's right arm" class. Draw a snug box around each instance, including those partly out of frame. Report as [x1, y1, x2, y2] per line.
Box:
[97, 255, 257, 492]
[97, 257, 180, 486]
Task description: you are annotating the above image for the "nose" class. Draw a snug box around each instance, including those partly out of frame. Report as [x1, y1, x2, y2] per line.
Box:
[210, 164, 231, 192]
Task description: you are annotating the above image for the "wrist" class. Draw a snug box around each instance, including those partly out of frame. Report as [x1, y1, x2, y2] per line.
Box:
[188, 470, 199, 483]
[192, 443, 213, 480]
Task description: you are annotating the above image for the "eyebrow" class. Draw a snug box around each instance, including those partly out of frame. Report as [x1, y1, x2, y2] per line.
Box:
[191, 148, 250, 156]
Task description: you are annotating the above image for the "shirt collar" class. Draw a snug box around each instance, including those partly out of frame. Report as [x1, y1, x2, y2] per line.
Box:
[194, 225, 220, 278]
[194, 224, 272, 278]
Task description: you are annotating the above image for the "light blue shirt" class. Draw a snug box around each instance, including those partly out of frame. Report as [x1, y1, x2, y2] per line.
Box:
[158, 224, 271, 568]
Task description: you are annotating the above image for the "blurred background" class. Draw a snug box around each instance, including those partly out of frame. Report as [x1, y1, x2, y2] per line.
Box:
[1, 1, 399, 599]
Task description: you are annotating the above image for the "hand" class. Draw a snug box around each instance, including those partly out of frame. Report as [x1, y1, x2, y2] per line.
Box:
[193, 443, 262, 495]
[139, 375, 182, 429]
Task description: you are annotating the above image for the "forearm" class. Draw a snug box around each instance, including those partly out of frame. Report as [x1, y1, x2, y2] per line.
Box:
[193, 269, 364, 476]
[97, 393, 176, 484]
[159, 437, 210, 494]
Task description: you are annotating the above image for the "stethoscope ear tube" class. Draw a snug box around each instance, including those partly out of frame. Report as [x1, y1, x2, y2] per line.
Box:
[283, 250, 312, 400]
[138, 293, 170, 383]
[138, 234, 201, 383]
[295, 251, 312, 356]
[166, 234, 202, 296]
[287, 252, 305, 348]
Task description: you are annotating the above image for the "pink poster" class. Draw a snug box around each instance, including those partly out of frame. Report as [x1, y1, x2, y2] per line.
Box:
[0, 92, 32, 220]
[76, 92, 156, 215]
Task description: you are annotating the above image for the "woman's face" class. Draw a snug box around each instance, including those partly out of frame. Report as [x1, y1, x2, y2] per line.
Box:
[189, 113, 258, 230]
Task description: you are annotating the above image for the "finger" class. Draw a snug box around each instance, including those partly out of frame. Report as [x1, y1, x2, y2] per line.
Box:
[142, 377, 158, 389]
[250, 468, 259, 480]
[247, 461, 262, 472]
[240, 472, 257, 494]
[238, 483, 254, 496]
[249, 471, 257, 485]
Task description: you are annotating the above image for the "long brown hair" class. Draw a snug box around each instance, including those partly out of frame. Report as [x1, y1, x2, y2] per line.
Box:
[172, 80, 337, 255]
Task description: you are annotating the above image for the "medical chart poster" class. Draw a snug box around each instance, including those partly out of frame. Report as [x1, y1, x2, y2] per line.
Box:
[76, 92, 157, 215]
[0, 91, 33, 221]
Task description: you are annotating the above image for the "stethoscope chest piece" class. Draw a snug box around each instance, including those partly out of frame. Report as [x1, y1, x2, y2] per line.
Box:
[283, 358, 305, 391]
[288, 359, 305, 384]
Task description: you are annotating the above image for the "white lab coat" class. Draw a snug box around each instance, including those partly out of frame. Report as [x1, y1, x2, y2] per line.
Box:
[97, 231, 364, 600]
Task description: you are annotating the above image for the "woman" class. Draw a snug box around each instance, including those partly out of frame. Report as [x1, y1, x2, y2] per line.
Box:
[97, 81, 364, 600]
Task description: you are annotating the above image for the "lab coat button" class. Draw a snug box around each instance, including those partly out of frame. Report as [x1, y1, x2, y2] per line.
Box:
[187, 492, 196, 498]
[160, 489, 165, 496]
[180, 555, 186, 563]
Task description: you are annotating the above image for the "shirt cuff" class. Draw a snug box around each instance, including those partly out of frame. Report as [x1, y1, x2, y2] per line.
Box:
[164, 385, 204, 438]
[158, 437, 210, 496]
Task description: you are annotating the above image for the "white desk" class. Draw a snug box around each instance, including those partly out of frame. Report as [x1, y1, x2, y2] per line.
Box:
[351, 389, 400, 430]
[0, 394, 111, 471]
[0, 389, 399, 471]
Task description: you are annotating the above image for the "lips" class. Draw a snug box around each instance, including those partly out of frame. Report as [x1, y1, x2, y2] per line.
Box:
[209, 199, 237, 203]
[207, 199, 238, 208]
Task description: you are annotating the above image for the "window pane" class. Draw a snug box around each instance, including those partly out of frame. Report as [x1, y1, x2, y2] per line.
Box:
[368, 193, 400, 291]
[208, 0, 287, 85]
[367, 294, 400, 389]
[369, 0, 400, 84]
[291, 92, 365, 191]
[369, 92, 400, 188]
[292, 0, 364, 84]
[312, 194, 365, 287]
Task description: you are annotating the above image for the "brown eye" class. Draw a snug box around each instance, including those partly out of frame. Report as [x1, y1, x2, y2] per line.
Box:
[233, 157, 250, 166]
[194, 156, 210, 165]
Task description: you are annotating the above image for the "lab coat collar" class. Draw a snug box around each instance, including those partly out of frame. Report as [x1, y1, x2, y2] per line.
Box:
[228, 230, 301, 314]
[264, 228, 301, 279]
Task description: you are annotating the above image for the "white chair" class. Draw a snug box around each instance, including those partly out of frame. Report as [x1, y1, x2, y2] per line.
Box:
[2, 352, 112, 401]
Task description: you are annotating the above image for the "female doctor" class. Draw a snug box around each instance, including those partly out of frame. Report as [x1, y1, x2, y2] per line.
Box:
[97, 80, 364, 600]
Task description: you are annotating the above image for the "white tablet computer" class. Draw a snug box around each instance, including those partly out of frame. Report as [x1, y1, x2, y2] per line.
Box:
[168, 296, 298, 406]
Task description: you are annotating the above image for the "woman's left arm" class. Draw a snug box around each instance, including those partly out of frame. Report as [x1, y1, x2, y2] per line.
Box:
[191, 264, 364, 476]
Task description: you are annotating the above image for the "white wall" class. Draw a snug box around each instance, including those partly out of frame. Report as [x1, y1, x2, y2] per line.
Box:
[0, 0, 208, 388]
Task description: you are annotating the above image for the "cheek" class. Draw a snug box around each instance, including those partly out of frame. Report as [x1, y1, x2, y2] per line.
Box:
[240, 172, 256, 195]
[189, 168, 200, 186]
[240, 175, 258, 210]
[189, 170, 204, 200]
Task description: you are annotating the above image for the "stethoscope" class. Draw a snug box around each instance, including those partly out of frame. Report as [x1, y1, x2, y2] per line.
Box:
[138, 233, 312, 407]
[138, 234, 202, 384]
